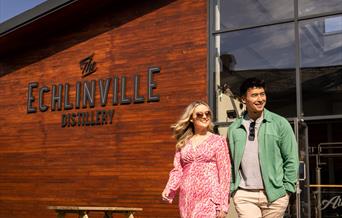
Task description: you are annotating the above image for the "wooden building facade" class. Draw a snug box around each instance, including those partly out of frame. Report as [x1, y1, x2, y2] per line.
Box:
[0, 0, 209, 217]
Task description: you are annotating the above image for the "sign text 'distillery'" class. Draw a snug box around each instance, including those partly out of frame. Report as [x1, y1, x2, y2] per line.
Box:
[26, 54, 160, 128]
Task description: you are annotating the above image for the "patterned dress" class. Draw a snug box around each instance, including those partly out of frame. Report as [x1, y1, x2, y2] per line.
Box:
[163, 133, 231, 218]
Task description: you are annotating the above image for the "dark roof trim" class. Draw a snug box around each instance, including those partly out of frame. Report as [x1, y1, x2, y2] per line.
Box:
[0, 0, 78, 37]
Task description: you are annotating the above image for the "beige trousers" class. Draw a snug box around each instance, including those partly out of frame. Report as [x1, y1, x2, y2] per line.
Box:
[232, 189, 289, 218]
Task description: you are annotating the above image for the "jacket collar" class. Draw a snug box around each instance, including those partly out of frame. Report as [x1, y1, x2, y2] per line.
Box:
[237, 108, 271, 128]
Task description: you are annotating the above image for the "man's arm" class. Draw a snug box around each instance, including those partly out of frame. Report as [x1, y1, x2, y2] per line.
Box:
[280, 119, 299, 193]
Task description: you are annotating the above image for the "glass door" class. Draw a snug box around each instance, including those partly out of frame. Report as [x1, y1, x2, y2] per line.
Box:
[306, 119, 342, 218]
[295, 119, 342, 218]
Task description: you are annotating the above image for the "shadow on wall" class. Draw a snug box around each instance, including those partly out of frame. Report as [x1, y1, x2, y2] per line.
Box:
[0, 0, 176, 77]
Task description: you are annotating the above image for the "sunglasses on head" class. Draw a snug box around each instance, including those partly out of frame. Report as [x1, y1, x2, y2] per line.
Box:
[248, 121, 256, 141]
[195, 111, 211, 119]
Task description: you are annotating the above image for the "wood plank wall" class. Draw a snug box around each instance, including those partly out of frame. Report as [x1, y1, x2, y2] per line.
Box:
[0, 0, 208, 217]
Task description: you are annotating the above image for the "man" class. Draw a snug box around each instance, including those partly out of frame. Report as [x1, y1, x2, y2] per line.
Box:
[228, 77, 299, 218]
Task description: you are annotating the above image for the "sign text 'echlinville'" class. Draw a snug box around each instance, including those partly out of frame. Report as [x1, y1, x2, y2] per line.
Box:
[26, 67, 160, 127]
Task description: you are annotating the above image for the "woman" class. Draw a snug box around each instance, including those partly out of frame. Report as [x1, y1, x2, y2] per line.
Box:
[162, 101, 231, 218]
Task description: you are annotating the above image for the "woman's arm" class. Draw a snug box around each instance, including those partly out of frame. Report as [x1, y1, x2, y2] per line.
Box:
[162, 150, 183, 203]
[215, 136, 231, 213]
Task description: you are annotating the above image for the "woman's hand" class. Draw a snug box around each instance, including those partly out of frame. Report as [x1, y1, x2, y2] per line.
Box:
[161, 190, 172, 203]
[216, 210, 227, 218]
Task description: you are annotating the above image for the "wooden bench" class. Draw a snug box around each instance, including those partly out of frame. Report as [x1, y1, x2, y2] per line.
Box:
[48, 206, 143, 218]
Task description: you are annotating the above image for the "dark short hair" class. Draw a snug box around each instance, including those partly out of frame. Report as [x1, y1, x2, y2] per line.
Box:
[239, 77, 265, 96]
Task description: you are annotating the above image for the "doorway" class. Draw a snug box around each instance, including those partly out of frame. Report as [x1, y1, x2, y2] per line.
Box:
[301, 119, 342, 218]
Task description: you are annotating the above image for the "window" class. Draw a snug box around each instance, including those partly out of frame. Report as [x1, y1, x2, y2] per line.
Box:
[219, 0, 293, 31]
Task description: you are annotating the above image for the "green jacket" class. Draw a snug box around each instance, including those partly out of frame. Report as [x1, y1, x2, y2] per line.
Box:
[228, 108, 299, 202]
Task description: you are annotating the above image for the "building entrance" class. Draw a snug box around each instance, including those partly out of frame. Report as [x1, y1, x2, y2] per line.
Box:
[300, 120, 342, 218]
[284, 119, 342, 218]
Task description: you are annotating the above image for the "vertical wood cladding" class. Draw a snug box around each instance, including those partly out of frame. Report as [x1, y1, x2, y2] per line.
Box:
[0, 0, 208, 217]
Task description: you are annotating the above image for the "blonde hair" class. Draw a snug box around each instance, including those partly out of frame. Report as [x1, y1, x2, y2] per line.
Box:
[171, 101, 214, 150]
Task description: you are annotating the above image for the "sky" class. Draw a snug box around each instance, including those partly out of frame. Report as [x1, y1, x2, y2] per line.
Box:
[0, 0, 46, 23]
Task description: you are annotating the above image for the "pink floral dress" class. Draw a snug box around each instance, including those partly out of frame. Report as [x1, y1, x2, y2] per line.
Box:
[163, 133, 231, 218]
